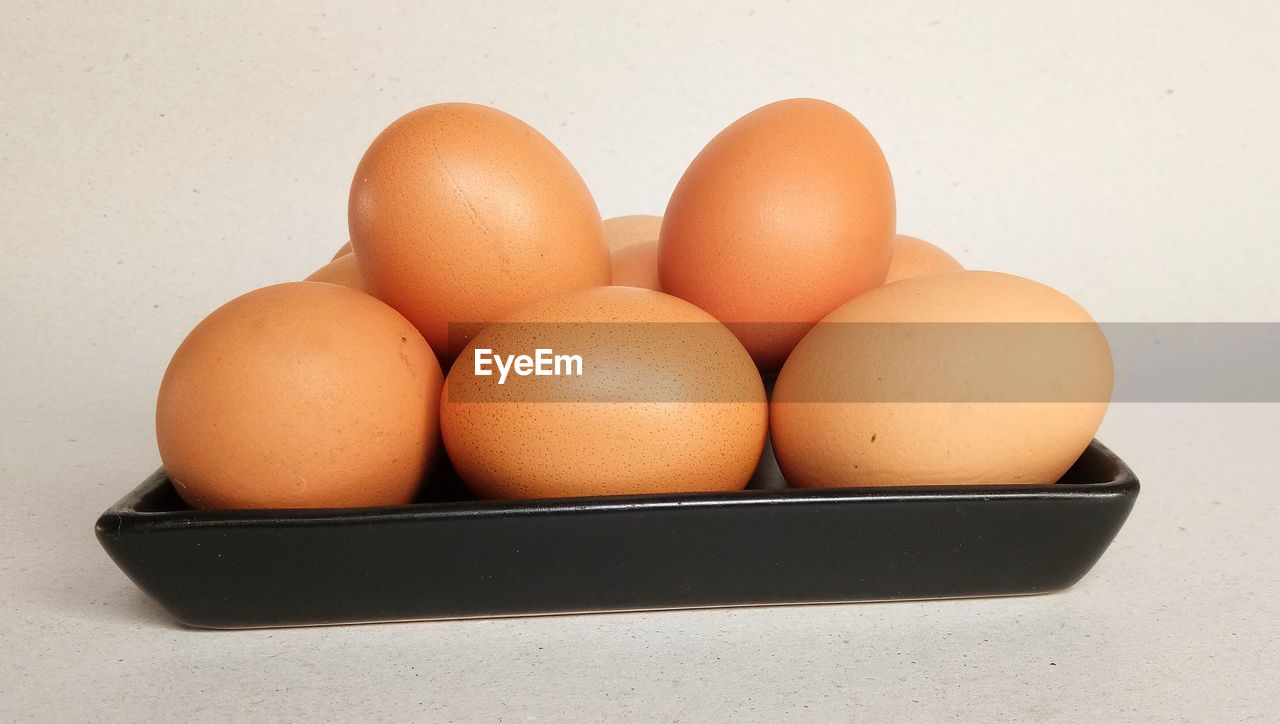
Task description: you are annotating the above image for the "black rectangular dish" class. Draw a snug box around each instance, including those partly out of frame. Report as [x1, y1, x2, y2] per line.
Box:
[96, 439, 1138, 629]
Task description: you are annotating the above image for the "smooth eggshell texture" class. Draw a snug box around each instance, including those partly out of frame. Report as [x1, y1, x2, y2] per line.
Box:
[332, 240, 353, 260]
[603, 214, 661, 251]
[771, 271, 1112, 488]
[156, 282, 443, 509]
[305, 253, 370, 293]
[440, 286, 768, 499]
[884, 234, 963, 284]
[349, 103, 610, 361]
[659, 98, 896, 372]
[610, 241, 660, 290]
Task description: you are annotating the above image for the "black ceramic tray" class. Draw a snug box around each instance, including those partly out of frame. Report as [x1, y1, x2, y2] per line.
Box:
[96, 439, 1138, 629]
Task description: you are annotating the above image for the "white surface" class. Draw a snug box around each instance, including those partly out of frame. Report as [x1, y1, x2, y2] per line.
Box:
[2, 2, 1278, 721]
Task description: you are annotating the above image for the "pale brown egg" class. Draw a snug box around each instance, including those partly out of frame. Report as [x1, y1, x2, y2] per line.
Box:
[305, 253, 369, 293]
[610, 241, 660, 290]
[156, 282, 443, 509]
[332, 240, 353, 260]
[884, 234, 963, 284]
[603, 214, 661, 251]
[440, 286, 768, 499]
[349, 103, 610, 361]
[771, 271, 1112, 488]
[660, 98, 896, 372]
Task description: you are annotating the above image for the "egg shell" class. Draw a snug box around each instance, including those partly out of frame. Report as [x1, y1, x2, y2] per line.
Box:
[331, 240, 353, 260]
[884, 234, 963, 284]
[659, 98, 896, 372]
[603, 214, 661, 251]
[156, 282, 443, 509]
[306, 253, 369, 293]
[440, 286, 768, 499]
[349, 103, 610, 361]
[610, 241, 660, 290]
[770, 271, 1112, 487]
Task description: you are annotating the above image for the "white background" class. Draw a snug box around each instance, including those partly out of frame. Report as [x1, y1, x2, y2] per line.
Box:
[3, 1, 1277, 721]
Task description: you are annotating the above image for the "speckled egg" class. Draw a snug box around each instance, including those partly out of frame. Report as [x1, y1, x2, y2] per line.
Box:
[440, 286, 768, 499]
[771, 271, 1112, 488]
[659, 98, 896, 372]
[156, 282, 443, 509]
[349, 103, 610, 361]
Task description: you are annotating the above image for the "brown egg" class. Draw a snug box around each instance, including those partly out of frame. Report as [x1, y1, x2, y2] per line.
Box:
[306, 253, 369, 293]
[332, 240, 353, 260]
[610, 241, 660, 290]
[885, 234, 963, 284]
[603, 214, 661, 251]
[440, 286, 768, 499]
[660, 98, 895, 372]
[771, 271, 1112, 488]
[156, 282, 443, 509]
[349, 103, 610, 361]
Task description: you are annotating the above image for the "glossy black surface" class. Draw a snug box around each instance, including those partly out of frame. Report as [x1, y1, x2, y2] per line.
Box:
[96, 439, 1138, 629]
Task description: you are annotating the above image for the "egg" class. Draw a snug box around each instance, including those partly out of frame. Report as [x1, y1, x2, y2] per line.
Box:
[156, 282, 443, 509]
[771, 271, 1112, 487]
[610, 241, 660, 290]
[349, 103, 610, 361]
[440, 286, 768, 499]
[305, 253, 369, 293]
[332, 240, 353, 260]
[603, 214, 661, 251]
[659, 98, 896, 372]
[884, 234, 963, 284]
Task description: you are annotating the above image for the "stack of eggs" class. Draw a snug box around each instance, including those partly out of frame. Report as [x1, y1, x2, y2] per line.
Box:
[156, 100, 1112, 509]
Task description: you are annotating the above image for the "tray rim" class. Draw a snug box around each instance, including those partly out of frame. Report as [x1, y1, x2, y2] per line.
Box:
[96, 440, 1139, 533]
